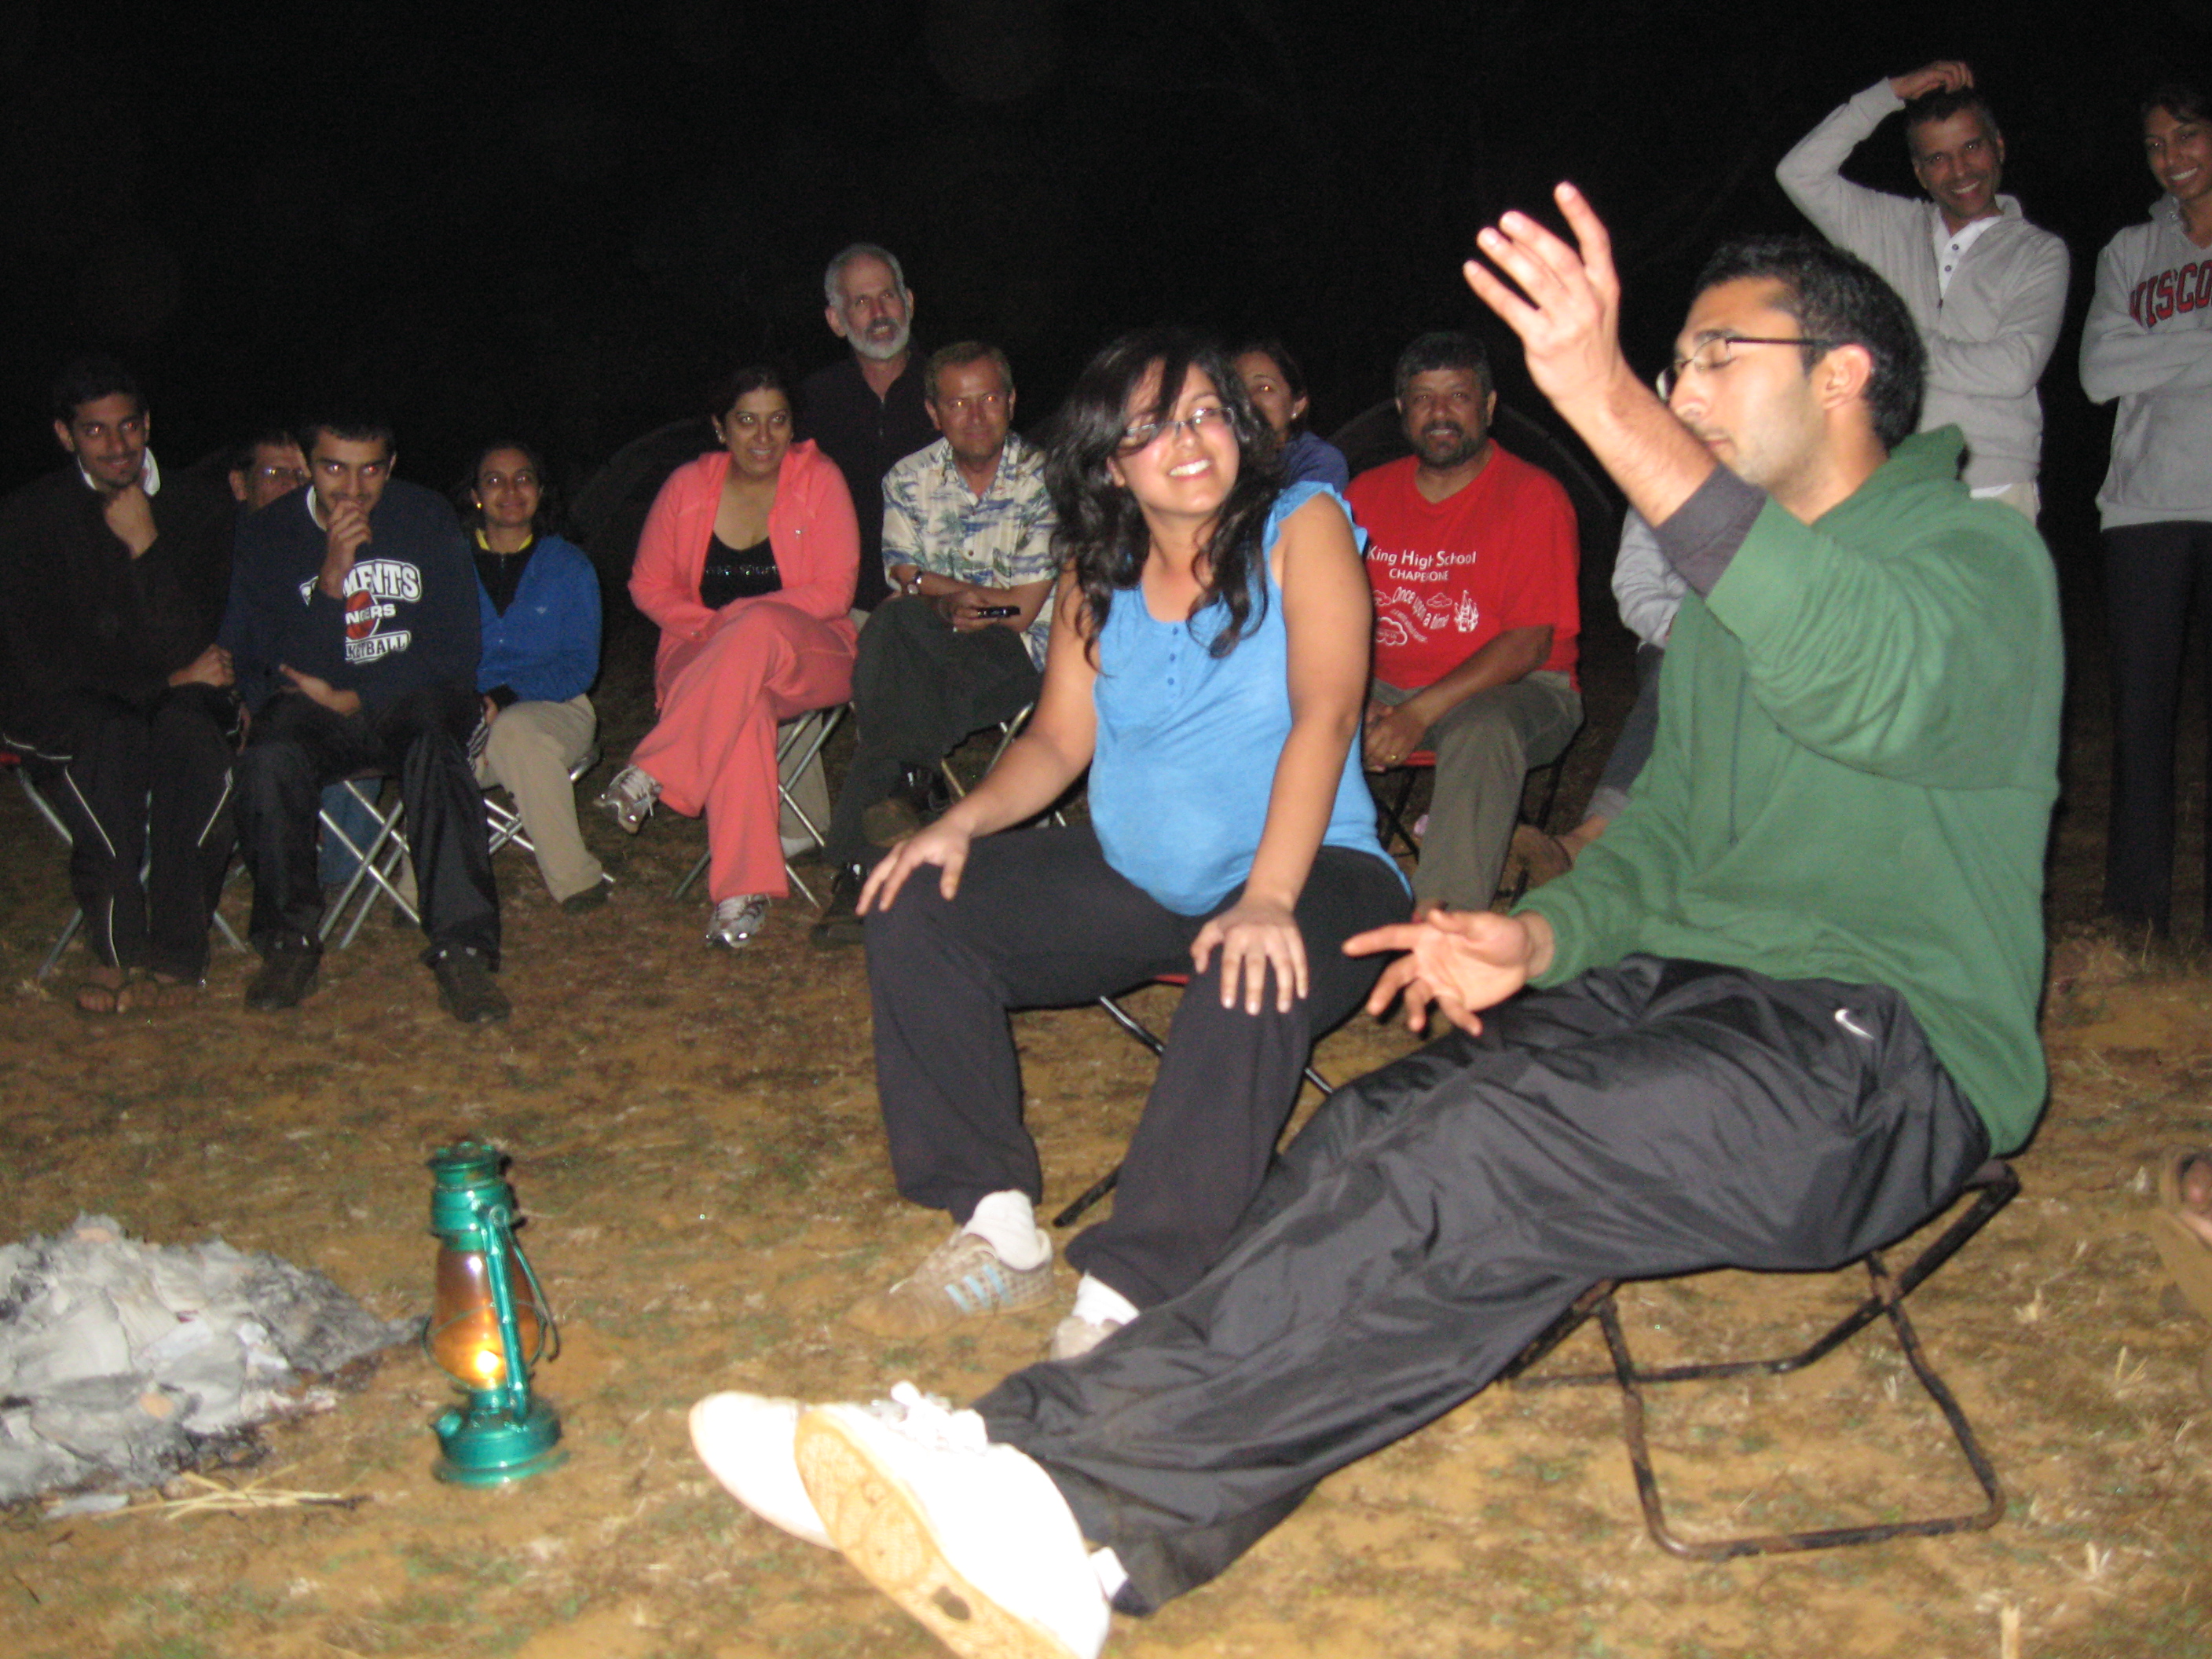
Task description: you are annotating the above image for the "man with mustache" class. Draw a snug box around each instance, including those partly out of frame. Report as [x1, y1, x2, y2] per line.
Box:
[1778, 60, 2068, 519]
[684, 207, 2063, 1659]
[1347, 331, 1582, 912]
[798, 244, 939, 613]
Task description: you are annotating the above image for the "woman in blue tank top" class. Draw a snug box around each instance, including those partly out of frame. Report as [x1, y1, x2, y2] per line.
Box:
[851, 331, 1408, 1360]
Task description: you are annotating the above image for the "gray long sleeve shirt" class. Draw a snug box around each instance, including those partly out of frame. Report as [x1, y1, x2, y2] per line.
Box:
[2079, 195, 2212, 528]
[1777, 79, 2071, 490]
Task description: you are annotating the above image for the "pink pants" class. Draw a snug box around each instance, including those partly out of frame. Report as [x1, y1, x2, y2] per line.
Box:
[633, 605, 853, 900]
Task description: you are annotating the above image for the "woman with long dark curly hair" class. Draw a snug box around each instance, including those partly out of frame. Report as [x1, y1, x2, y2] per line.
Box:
[850, 328, 1408, 1358]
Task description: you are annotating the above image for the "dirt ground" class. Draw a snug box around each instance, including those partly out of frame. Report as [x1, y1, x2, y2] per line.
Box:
[3, 568, 2210, 1659]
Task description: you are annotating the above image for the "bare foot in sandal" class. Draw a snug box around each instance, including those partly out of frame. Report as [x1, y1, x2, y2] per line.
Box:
[120, 973, 203, 1012]
[73, 962, 132, 1016]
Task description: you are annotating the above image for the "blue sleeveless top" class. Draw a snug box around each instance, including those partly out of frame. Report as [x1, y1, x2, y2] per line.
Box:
[1090, 482, 1401, 914]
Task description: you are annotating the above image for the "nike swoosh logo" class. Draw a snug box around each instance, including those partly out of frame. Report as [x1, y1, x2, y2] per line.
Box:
[1834, 1009, 1873, 1040]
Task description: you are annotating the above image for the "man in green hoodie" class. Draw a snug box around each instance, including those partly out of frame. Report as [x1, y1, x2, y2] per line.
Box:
[686, 199, 2062, 1655]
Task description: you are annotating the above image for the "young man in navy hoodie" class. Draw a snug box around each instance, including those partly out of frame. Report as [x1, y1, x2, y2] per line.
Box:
[222, 416, 507, 1024]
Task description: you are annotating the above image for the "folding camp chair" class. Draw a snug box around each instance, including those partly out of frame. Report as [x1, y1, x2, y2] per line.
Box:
[5, 748, 246, 979]
[1499, 1159, 2020, 1561]
[672, 703, 848, 908]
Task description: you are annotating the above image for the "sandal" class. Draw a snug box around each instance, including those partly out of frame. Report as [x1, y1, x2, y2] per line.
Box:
[72, 965, 134, 1016]
[122, 974, 204, 1012]
[2147, 1147, 2212, 1324]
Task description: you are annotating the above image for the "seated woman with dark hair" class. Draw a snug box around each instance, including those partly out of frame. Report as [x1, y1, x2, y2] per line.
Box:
[596, 367, 859, 947]
[851, 329, 1408, 1358]
[1233, 339, 1350, 491]
[461, 441, 609, 914]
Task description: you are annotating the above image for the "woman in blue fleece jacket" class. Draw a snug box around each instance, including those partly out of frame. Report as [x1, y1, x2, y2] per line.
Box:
[464, 442, 609, 911]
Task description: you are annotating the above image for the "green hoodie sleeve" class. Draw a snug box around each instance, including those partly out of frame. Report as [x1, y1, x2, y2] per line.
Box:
[1702, 467, 2050, 789]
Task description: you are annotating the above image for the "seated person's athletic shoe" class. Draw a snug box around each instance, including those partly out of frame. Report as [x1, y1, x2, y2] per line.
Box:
[430, 946, 510, 1025]
[245, 939, 320, 1012]
[848, 1229, 1053, 1336]
[808, 865, 868, 948]
[688, 1393, 833, 1547]
[706, 894, 771, 949]
[594, 764, 659, 834]
[795, 1382, 1110, 1659]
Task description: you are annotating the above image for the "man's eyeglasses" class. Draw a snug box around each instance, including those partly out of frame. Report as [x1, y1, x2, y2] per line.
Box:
[1116, 405, 1235, 453]
[1657, 335, 1840, 400]
[937, 393, 1006, 416]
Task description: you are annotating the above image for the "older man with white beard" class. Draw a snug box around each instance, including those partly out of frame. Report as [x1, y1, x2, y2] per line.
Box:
[799, 244, 939, 612]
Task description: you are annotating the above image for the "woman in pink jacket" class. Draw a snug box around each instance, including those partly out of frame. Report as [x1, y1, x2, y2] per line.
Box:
[597, 366, 859, 947]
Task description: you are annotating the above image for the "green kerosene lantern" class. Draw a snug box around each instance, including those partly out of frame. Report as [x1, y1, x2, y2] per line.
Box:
[424, 1142, 565, 1485]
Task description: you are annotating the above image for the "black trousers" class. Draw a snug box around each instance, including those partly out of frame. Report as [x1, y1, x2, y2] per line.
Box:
[863, 822, 1410, 1307]
[233, 685, 499, 964]
[6, 684, 239, 979]
[973, 957, 1990, 1613]
[822, 596, 1042, 866]
[2103, 520, 2212, 932]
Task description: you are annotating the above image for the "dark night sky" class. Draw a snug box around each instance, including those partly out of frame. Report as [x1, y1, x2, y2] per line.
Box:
[2, 0, 2202, 551]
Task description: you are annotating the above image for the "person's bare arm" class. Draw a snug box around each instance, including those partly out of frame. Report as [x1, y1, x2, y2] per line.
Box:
[1462, 185, 1717, 530]
[1191, 493, 1372, 1014]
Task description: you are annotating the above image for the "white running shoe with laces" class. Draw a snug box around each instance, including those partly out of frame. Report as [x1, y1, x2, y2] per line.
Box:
[595, 764, 659, 833]
[796, 1382, 1109, 1659]
[706, 894, 770, 948]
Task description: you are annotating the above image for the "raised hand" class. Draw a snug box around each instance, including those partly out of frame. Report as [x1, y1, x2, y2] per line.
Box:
[1889, 61, 1972, 102]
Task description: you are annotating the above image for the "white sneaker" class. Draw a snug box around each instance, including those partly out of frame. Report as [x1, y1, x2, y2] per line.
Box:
[688, 1393, 830, 1547]
[595, 764, 660, 834]
[797, 1382, 1109, 1659]
[706, 895, 770, 948]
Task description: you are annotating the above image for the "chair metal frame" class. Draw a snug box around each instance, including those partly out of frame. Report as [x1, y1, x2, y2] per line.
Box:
[672, 703, 847, 908]
[320, 746, 601, 947]
[9, 750, 247, 979]
[1498, 1159, 2019, 1561]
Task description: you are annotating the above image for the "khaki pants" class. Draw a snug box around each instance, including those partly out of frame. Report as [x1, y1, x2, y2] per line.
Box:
[1372, 668, 1582, 911]
[475, 695, 603, 903]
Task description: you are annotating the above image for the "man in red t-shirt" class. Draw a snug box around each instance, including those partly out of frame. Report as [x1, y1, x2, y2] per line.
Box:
[1347, 332, 1582, 910]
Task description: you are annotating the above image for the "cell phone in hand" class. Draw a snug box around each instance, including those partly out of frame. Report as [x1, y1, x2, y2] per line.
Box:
[969, 604, 1020, 618]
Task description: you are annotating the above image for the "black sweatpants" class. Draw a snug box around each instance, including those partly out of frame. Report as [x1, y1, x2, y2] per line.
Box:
[863, 822, 1410, 1308]
[233, 684, 499, 964]
[972, 956, 1991, 1612]
[2103, 520, 2212, 932]
[822, 596, 1042, 866]
[7, 683, 239, 979]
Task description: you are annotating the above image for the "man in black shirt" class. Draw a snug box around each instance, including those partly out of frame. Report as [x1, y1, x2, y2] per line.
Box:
[0, 357, 239, 1013]
[797, 244, 938, 612]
